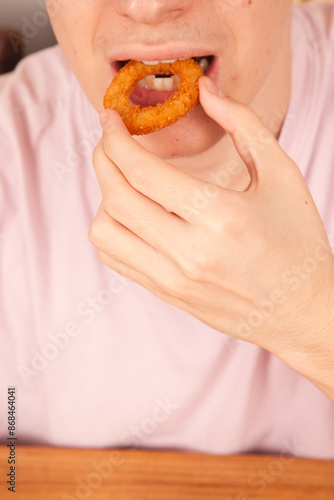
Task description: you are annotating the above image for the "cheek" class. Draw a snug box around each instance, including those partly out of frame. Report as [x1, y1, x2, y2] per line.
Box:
[47, 2, 106, 109]
[47, 1, 102, 63]
[219, 0, 291, 100]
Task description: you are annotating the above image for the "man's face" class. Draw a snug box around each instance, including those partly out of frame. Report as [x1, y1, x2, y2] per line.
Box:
[48, 0, 292, 159]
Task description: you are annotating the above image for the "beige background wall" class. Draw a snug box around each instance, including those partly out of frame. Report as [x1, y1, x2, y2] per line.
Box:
[0, 0, 56, 56]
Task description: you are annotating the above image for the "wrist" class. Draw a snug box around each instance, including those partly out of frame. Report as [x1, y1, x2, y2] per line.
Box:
[273, 286, 334, 401]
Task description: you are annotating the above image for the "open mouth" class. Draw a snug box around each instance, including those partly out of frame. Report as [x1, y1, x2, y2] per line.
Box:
[116, 56, 213, 93]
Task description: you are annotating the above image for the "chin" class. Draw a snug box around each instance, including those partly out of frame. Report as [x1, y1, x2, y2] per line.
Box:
[133, 105, 224, 159]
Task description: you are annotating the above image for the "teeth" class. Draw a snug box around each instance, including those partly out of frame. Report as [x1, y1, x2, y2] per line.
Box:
[128, 57, 211, 73]
[136, 74, 180, 92]
[142, 60, 167, 65]
[132, 55, 211, 93]
[144, 75, 155, 90]
[160, 57, 187, 63]
[198, 57, 210, 73]
[161, 76, 174, 91]
[153, 77, 164, 91]
[141, 57, 187, 65]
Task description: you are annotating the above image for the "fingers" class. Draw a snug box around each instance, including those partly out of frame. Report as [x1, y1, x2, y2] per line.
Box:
[98, 109, 220, 221]
[89, 203, 187, 302]
[199, 76, 288, 188]
[93, 139, 193, 262]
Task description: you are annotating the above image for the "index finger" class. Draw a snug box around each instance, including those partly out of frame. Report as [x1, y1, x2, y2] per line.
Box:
[99, 109, 222, 222]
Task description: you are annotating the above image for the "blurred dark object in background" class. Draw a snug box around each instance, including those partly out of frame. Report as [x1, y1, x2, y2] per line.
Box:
[0, 29, 22, 74]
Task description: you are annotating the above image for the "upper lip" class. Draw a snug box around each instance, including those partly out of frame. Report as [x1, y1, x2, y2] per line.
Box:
[110, 44, 215, 63]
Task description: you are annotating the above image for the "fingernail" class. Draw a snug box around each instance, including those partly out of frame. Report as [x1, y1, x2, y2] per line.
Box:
[99, 112, 110, 130]
[203, 76, 224, 98]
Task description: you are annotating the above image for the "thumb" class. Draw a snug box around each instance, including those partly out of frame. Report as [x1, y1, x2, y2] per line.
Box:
[199, 76, 285, 189]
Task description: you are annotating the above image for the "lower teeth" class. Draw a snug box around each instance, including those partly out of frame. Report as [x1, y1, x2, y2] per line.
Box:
[137, 74, 180, 92]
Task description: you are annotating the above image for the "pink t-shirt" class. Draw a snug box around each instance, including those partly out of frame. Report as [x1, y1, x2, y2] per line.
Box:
[1, 3, 334, 458]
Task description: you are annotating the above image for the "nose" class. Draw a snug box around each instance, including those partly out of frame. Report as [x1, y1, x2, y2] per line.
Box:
[115, 0, 193, 25]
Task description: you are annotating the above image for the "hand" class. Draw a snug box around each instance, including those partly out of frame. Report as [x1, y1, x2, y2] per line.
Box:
[90, 76, 334, 396]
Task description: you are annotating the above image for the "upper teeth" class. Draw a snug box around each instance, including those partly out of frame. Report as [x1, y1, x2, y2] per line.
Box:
[141, 58, 187, 65]
[135, 56, 211, 92]
[140, 57, 210, 73]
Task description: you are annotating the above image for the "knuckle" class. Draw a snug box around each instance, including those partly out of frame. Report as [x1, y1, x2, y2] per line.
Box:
[126, 158, 150, 188]
[126, 150, 152, 187]
[199, 203, 228, 236]
[92, 140, 103, 166]
[88, 219, 105, 248]
[205, 213, 227, 236]
[179, 252, 211, 282]
[160, 272, 189, 299]
[102, 132, 118, 158]
[236, 101, 258, 124]
[103, 193, 122, 217]
[97, 250, 114, 268]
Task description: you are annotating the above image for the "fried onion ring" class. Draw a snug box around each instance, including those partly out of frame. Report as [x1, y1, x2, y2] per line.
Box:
[103, 59, 203, 135]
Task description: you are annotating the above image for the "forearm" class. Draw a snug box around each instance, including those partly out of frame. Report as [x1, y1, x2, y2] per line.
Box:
[273, 299, 334, 402]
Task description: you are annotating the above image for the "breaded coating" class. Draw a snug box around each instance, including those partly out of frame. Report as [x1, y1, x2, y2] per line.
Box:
[103, 59, 203, 135]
